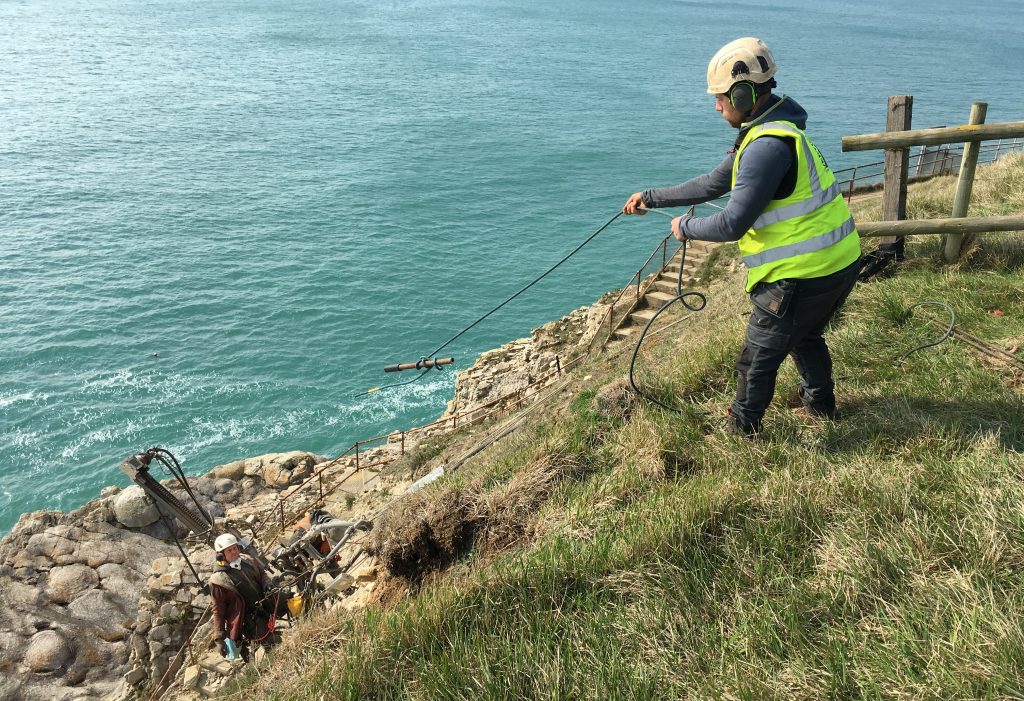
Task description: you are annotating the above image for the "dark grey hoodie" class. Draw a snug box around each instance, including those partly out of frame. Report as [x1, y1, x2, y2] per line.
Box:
[641, 94, 812, 242]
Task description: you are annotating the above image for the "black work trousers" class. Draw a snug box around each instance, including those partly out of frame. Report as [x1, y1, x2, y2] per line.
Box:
[731, 259, 860, 431]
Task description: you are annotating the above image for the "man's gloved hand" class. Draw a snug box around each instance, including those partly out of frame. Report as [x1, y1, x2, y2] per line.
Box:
[222, 638, 239, 660]
[622, 192, 649, 215]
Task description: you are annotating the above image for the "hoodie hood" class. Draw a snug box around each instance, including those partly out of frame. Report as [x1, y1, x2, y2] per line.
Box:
[737, 94, 808, 141]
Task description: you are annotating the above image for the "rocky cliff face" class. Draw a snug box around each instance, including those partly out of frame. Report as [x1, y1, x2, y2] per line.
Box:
[0, 451, 325, 701]
[441, 301, 611, 421]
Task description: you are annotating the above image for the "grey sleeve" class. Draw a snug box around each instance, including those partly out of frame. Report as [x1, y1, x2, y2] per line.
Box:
[679, 136, 793, 243]
[641, 153, 734, 207]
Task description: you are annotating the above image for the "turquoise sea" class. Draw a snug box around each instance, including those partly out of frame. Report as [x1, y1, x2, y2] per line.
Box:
[2, 0, 1022, 534]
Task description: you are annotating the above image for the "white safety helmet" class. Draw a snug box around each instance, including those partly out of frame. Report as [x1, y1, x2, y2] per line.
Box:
[706, 37, 777, 95]
[214, 533, 238, 552]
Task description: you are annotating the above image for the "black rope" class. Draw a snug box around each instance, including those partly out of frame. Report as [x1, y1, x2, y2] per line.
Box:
[153, 503, 204, 586]
[896, 300, 957, 366]
[151, 447, 215, 529]
[363, 211, 625, 395]
[141, 447, 213, 586]
[625, 211, 709, 413]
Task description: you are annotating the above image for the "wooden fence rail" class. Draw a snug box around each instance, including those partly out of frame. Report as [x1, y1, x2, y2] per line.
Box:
[842, 97, 1024, 262]
[858, 214, 1024, 238]
[842, 120, 1024, 151]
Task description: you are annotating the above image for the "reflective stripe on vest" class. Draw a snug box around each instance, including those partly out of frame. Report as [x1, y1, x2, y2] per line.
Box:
[752, 181, 842, 229]
[742, 215, 856, 268]
[732, 120, 860, 290]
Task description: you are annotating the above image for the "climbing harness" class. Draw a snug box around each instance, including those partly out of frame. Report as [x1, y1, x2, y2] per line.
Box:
[252, 591, 279, 643]
[896, 300, 957, 366]
[361, 211, 625, 395]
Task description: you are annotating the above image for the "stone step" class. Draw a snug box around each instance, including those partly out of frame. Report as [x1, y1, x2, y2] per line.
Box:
[665, 256, 706, 273]
[629, 308, 658, 325]
[611, 327, 637, 342]
[642, 290, 676, 307]
[198, 657, 236, 676]
[197, 684, 219, 699]
[653, 278, 683, 294]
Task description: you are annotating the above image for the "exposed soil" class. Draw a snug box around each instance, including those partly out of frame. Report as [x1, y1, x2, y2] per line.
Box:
[366, 449, 591, 600]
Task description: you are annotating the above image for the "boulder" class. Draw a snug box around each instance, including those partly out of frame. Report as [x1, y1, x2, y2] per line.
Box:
[212, 478, 241, 502]
[99, 574, 139, 602]
[96, 560, 147, 605]
[6, 577, 47, 607]
[124, 666, 147, 685]
[209, 460, 246, 481]
[46, 564, 99, 604]
[0, 626, 27, 665]
[113, 487, 160, 528]
[262, 452, 314, 489]
[243, 458, 264, 478]
[25, 630, 72, 673]
[97, 562, 142, 582]
[25, 526, 76, 561]
[66, 589, 132, 638]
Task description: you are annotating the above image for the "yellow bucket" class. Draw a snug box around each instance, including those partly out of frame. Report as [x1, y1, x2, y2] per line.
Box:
[287, 595, 305, 617]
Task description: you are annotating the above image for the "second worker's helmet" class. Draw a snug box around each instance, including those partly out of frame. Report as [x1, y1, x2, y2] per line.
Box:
[706, 37, 777, 95]
[214, 533, 238, 552]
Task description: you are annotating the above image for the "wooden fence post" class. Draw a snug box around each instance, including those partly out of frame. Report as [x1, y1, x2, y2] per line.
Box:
[881, 95, 913, 258]
[943, 102, 988, 263]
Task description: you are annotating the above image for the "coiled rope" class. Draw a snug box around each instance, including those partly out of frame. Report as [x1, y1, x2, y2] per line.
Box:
[626, 207, 708, 413]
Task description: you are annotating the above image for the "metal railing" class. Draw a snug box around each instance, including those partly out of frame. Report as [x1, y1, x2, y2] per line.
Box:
[835, 137, 1023, 202]
[252, 352, 589, 543]
[585, 233, 684, 350]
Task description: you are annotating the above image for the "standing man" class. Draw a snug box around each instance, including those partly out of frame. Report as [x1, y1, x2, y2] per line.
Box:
[623, 37, 861, 435]
[209, 533, 271, 660]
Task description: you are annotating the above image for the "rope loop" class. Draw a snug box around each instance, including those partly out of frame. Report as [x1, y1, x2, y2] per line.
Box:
[896, 300, 957, 366]
[679, 290, 708, 313]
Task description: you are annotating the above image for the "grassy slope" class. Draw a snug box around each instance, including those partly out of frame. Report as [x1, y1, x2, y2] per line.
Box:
[240, 154, 1024, 701]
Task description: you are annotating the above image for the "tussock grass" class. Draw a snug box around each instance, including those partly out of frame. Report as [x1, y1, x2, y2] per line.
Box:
[236, 158, 1024, 701]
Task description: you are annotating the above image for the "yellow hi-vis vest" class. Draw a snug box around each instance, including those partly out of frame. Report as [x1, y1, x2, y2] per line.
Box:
[732, 120, 861, 292]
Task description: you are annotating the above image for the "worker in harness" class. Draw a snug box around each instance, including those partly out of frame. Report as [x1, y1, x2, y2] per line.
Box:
[623, 37, 861, 435]
[209, 533, 280, 660]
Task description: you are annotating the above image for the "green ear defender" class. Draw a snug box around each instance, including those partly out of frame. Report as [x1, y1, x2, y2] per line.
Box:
[729, 81, 757, 113]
